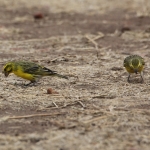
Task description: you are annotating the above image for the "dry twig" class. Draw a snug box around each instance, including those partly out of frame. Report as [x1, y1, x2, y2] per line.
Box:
[8, 112, 66, 119]
[81, 114, 112, 125]
[77, 100, 86, 108]
[85, 35, 99, 50]
[52, 101, 59, 108]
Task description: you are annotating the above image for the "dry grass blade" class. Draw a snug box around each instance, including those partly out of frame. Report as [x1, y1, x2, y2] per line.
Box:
[52, 101, 59, 108]
[93, 32, 104, 40]
[8, 112, 66, 119]
[77, 100, 86, 108]
[81, 114, 112, 125]
[85, 35, 99, 50]
[51, 56, 63, 62]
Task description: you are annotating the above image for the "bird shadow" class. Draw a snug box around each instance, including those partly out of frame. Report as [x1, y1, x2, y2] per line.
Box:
[128, 79, 144, 84]
[12, 82, 41, 88]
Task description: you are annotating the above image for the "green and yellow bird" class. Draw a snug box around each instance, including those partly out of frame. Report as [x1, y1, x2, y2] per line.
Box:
[123, 55, 145, 83]
[2, 61, 68, 85]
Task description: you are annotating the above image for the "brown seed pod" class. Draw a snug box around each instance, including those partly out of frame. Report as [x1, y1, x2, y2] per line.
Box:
[34, 13, 44, 19]
[47, 88, 59, 94]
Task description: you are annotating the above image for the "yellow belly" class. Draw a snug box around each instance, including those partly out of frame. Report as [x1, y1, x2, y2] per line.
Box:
[125, 66, 144, 73]
[13, 70, 34, 81]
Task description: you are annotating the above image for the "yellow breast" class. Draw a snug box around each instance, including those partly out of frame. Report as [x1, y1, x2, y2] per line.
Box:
[125, 66, 144, 73]
[13, 69, 34, 81]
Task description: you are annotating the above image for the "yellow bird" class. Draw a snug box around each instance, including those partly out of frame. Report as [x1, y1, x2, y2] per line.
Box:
[123, 55, 145, 83]
[2, 61, 68, 85]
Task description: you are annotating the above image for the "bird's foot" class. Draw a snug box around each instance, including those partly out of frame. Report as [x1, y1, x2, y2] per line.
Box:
[127, 79, 131, 83]
[140, 79, 144, 84]
[23, 81, 40, 87]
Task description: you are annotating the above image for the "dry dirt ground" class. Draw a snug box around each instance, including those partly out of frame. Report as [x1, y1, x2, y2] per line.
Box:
[0, 0, 150, 150]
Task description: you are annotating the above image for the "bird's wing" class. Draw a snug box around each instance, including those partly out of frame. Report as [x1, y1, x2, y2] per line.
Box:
[141, 58, 145, 65]
[23, 63, 56, 76]
[24, 66, 41, 74]
[41, 67, 57, 75]
[22, 62, 42, 75]
[124, 58, 130, 67]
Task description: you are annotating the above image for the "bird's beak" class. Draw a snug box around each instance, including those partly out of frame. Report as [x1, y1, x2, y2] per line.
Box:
[2, 71, 9, 77]
[134, 69, 138, 74]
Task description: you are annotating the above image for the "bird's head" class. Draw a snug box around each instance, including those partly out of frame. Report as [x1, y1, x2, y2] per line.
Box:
[2, 63, 13, 77]
[131, 58, 142, 74]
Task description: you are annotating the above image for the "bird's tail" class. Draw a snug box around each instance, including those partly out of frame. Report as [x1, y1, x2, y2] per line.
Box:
[54, 73, 68, 79]
[42, 67, 68, 79]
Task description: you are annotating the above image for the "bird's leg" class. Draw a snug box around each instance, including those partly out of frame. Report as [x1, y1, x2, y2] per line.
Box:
[140, 71, 144, 83]
[24, 76, 42, 86]
[127, 73, 131, 83]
